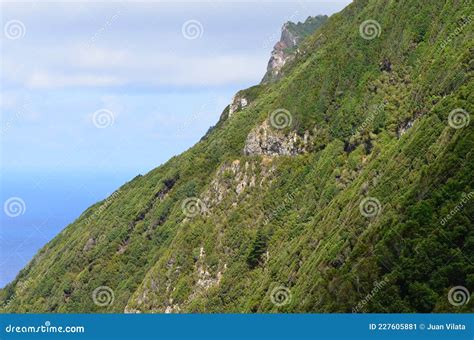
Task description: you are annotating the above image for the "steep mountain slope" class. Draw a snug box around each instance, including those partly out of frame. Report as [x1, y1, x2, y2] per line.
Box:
[261, 15, 328, 83]
[1, 0, 473, 313]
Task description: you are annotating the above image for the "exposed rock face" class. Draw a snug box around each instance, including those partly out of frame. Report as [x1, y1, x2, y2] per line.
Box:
[397, 119, 414, 138]
[261, 16, 327, 83]
[194, 247, 224, 292]
[228, 94, 248, 117]
[82, 238, 96, 252]
[243, 121, 312, 156]
[164, 302, 180, 314]
[397, 109, 424, 138]
[202, 158, 275, 209]
[261, 25, 298, 83]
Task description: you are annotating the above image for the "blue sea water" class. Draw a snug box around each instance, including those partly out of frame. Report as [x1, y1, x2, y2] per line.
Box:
[0, 170, 135, 288]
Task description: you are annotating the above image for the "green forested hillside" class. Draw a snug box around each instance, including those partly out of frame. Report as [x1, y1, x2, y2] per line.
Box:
[1, 0, 473, 313]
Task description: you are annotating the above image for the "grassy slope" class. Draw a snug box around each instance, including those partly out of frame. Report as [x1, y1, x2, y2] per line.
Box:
[1, 0, 472, 313]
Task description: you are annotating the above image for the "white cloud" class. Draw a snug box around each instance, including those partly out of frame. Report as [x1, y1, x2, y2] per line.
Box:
[1, 0, 352, 91]
[6, 44, 266, 88]
[74, 46, 131, 69]
[25, 72, 124, 89]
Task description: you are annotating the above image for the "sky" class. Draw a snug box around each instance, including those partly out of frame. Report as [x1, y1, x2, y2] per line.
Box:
[0, 0, 352, 287]
[1, 0, 351, 175]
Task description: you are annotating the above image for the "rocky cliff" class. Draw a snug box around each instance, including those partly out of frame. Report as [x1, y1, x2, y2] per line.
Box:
[1, 0, 472, 314]
[261, 15, 327, 83]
